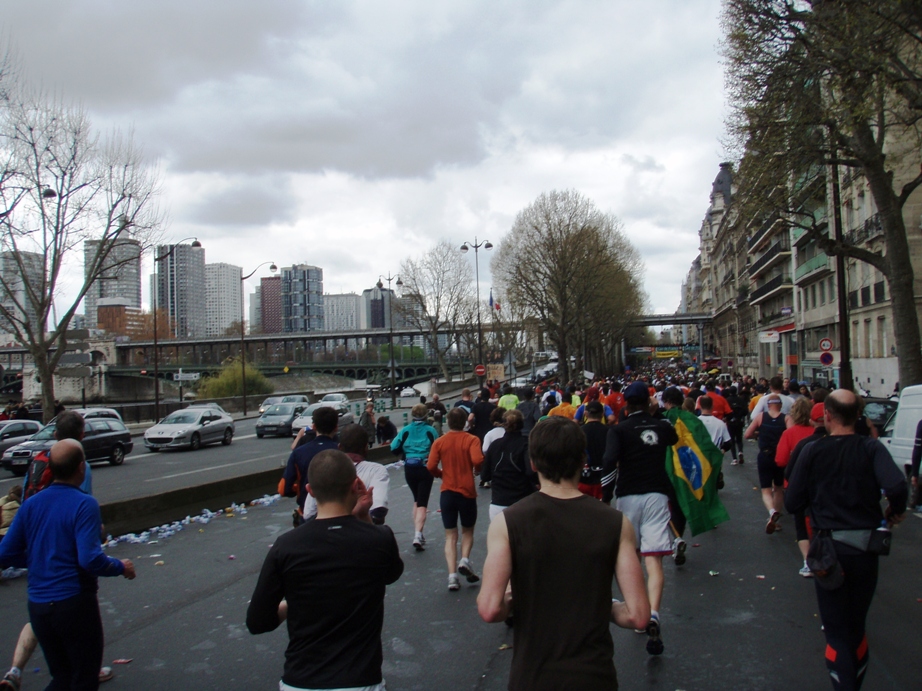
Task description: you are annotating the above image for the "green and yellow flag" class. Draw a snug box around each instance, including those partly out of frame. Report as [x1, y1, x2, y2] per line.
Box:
[664, 408, 730, 536]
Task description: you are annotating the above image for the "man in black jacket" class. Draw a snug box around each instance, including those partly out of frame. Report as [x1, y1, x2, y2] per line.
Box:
[785, 390, 906, 691]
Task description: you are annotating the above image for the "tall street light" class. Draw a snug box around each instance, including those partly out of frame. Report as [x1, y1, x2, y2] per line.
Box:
[460, 237, 492, 386]
[241, 261, 277, 415]
[377, 273, 403, 409]
[152, 238, 201, 421]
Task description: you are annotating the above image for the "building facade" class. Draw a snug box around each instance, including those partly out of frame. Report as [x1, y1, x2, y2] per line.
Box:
[152, 243, 206, 339]
[323, 293, 363, 332]
[260, 276, 282, 333]
[83, 238, 142, 329]
[0, 251, 44, 337]
[281, 265, 323, 332]
[204, 262, 242, 337]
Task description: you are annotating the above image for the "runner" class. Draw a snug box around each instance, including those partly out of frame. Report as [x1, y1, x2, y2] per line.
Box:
[745, 394, 788, 534]
[390, 405, 438, 550]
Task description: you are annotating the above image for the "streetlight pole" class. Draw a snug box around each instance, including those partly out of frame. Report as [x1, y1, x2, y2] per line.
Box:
[460, 237, 492, 387]
[241, 261, 277, 415]
[152, 238, 201, 421]
[377, 273, 403, 409]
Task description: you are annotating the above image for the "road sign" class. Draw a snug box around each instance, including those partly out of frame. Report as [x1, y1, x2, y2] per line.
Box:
[59, 353, 92, 365]
[474, 364, 486, 377]
[819, 338, 833, 352]
[820, 352, 834, 366]
[57, 366, 92, 378]
[173, 372, 200, 382]
[759, 330, 780, 343]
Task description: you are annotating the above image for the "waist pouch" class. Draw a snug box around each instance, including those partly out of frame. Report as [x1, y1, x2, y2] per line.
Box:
[405, 458, 426, 466]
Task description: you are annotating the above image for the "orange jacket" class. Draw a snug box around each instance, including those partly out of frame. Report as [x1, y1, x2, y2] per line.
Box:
[427, 430, 484, 499]
[548, 402, 576, 420]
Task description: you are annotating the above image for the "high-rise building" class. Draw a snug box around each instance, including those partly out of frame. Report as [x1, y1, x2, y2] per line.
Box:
[281, 265, 323, 332]
[152, 243, 206, 339]
[260, 276, 282, 333]
[83, 238, 142, 328]
[249, 285, 262, 333]
[204, 263, 242, 337]
[0, 251, 44, 337]
[323, 293, 362, 331]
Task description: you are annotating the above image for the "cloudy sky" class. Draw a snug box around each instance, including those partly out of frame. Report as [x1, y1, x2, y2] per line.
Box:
[2, 0, 727, 317]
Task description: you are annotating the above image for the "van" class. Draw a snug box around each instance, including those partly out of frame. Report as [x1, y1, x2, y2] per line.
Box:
[879, 384, 922, 476]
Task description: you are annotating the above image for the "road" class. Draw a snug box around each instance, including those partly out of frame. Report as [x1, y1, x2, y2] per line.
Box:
[0, 440, 919, 690]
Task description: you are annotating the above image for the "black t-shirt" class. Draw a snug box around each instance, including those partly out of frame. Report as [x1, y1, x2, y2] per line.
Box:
[482, 430, 536, 507]
[471, 400, 496, 440]
[604, 411, 678, 497]
[246, 516, 404, 689]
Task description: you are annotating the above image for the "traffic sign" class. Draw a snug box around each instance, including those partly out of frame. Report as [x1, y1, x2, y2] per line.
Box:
[820, 352, 834, 366]
[474, 364, 486, 377]
[173, 372, 200, 382]
[819, 338, 833, 352]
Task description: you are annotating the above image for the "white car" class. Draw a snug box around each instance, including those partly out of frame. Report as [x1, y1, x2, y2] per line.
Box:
[320, 393, 349, 405]
[400, 387, 417, 398]
[292, 402, 356, 435]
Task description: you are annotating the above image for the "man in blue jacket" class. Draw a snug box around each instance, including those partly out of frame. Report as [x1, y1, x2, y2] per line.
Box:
[0, 439, 135, 690]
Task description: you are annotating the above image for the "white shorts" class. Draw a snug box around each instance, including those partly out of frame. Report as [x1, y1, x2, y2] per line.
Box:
[489, 504, 507, 521]
[616, 492, 673, 556]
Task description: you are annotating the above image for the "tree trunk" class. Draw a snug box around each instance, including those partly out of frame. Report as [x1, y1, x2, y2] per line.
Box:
[34, 350, 57, 425]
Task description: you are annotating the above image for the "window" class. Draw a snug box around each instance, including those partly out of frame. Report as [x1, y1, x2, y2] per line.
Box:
[863, 319, 871, 359]
[877, 317, 886, 359]
[811, 284, 817, 309]
[819, 281, 825, 305]
[829, 277, 836, 301]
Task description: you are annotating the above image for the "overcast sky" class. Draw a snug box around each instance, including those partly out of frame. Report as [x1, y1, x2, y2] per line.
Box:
[2, 0, 727, 317]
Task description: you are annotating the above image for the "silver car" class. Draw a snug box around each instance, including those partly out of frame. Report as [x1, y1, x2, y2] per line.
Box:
[144, 408, 235, 451]
[0, 420, 44, 456]
[292, 403, 355, 435]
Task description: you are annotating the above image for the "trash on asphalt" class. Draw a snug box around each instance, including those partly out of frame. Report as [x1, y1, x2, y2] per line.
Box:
[154, 561, 165, 566]
[708, 571, 719, 576]
[112, 659, 133, 664]
[756, 575, 766, 580]
[229, 555, 236, 560]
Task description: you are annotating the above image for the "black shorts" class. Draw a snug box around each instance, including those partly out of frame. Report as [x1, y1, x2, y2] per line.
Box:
[757, 452, 785, 489]
[404, 463, 434, 508]
[440, 490, 478, 530]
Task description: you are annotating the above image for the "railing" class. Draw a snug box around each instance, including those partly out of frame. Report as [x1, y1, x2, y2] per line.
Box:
[795, 252, 831, 281]
[748, 215, 781, 250]
[750, 273, 793, 303]
[846, 213, 883, 245]
[749, 239, 791, 277]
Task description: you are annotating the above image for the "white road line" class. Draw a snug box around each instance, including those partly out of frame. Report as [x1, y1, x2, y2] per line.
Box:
[130, 433, 264, 460]
[145, 451, 290, 481]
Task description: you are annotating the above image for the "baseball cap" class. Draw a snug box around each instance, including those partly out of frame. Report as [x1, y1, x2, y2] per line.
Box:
[811, 403, 825, 422]
[624, 381, 649, 402]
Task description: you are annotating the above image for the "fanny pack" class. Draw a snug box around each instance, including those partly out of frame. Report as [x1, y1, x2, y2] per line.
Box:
[827, 527, 891, 556]
[405, 458, 426, 466]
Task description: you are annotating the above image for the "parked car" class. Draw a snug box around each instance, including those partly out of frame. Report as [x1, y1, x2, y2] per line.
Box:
[256, 403, 308, 438]
[291, 403, 355, 435]
[863, 398, 898, 428]
[879, 384, 922, 474]
[258, 397, 282, 414]
[280, 395, 310, 405]
[0, 420, 43, 456]
[185, 402, 230, 416]
[50, 407, 122, 424]
[1, 418, 133, 475]
[320, 393, 349, 405]
[144, 408, 235, 451]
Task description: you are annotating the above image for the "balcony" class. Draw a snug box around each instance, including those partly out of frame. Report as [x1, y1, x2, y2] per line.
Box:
[795, 252, 833, 282]
[845, 213, 883, 246]
[748, 216, 783, 252]
[749, 240, 792, 278]
[750, 273, 793, 305]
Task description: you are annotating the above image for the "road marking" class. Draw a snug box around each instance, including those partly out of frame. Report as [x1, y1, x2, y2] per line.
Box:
[129, 433, 267, 460]
[145, 451, 289, 481]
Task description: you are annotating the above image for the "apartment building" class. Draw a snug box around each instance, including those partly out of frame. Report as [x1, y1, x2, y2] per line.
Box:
[204, 262, 243, 337]
[83, 238, 142, 329]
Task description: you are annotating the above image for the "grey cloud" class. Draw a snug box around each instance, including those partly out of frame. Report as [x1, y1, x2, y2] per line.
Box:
[183, 176, 298, 226]
[621, 154, 666, 173]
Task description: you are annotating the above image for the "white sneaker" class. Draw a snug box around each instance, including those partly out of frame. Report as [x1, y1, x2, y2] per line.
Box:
[448, 574, 460, 591]
[458, 557, 480, 583]
[799, 562, 814, 578]
[672, 538, 687, 566]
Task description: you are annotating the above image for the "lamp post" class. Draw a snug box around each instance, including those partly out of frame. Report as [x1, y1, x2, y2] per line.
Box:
[152, 238, 201, 421]
[241, 261, 277, 415]
[459, 237, 492, 387]
[377, 273, 403, 408]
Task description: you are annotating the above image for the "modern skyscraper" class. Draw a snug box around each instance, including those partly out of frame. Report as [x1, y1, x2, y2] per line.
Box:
[204, 262, 243, 337]
[260, 276, 282, 333]
[249, 285, 262, 333]
[0, 251, 44, 337]
[83, 238, 142, 328]
[152, 243, 206, 339]
[323, 293, 362, 331]
[281, 265, 323, 332]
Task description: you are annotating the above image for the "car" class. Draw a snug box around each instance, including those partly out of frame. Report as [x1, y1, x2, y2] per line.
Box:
[400, 387, 417, 398]
[144, 408, 235, 451]
[863, 398, 898, 428]
[291, 402, 355, 435]
[0, 420, 44, 456]
[280, 395, 310, 405]
[258, 397, 283, 415]
[49, 407, 122, 424]
[320, 393, 349, 405]
[1, 419, 133, 475]
[256, 403, 308, 438]
[185, 402, 230, 416]
[879, 384, 922, 474]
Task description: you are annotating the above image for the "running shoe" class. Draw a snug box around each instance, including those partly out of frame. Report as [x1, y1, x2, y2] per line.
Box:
[730, 458, 739, 466]
[672, 537, 687, 566]
[99, 667, 114, 683]
[0, 673, 20, 691]
[645, 614, 664, 655]
[799, 562, 814, 578]
[413, 536, 424, 551]
[448, 574, 460, 591]
[766, 510, 781, 534]
[717, 471, 725, 490]
[458, 557, 480, 583]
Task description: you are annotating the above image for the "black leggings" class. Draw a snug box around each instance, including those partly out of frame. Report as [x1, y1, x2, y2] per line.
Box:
[29, 592, 104, 690]
[404, 463, 434, 508]
[814, 545, 879, 691]
[727, 420, 745, 458]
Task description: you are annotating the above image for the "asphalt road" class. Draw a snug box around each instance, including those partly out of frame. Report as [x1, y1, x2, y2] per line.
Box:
[0, 441, 919, 690]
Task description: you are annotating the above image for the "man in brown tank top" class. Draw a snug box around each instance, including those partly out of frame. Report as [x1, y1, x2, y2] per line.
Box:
[477, 417, 650, 690]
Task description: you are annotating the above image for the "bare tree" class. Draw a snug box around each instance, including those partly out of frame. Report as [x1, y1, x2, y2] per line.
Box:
[0, 75, 164, 421]
[722, 0, 922, 389]
[398, 240, 474, 381]
[492, 190, 645, 383]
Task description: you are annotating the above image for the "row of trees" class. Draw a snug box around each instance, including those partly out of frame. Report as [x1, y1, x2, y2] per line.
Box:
[396, 191, 646, 385]
[0, 49, 164, 421]
[722, 0, 922, 389]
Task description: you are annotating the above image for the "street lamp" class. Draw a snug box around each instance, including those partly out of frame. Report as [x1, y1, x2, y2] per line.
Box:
[152, 238, 201, 421]
[241, 261, 277, 415]
[377, 273, 403, 408]
[459, 237, 492, 386]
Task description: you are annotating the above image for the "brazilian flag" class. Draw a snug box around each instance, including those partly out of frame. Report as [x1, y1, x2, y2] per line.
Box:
[664, 408, 730, 536]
